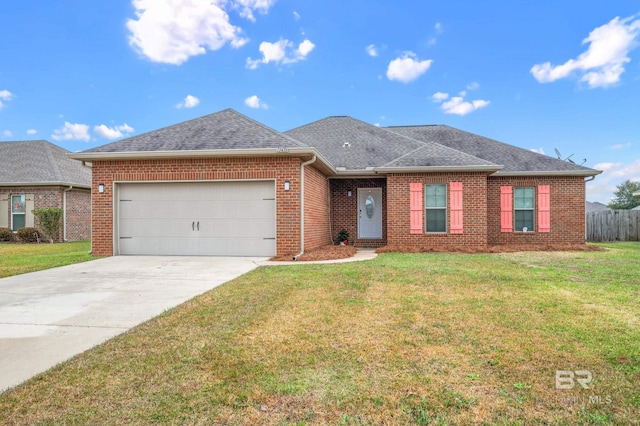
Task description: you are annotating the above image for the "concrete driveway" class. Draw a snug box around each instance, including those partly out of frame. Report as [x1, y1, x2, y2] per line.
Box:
[0, 256, 265, 393]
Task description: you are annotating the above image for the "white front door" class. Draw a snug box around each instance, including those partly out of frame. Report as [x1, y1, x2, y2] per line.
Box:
[358, 188, 382, 239]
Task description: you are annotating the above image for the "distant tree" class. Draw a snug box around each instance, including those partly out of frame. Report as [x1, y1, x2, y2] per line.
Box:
[607, 180, 640, 210]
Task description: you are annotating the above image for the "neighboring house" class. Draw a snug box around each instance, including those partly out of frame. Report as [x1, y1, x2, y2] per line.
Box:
[586, 201, 610, 212]
[70, 109, 601, 257]
[0, 141, 91, 241]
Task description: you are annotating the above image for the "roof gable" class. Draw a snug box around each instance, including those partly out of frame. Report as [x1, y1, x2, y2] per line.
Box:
[388, 125, 599, 175]
[85, 109, 305, 153]
[285, 116, 497, 171]
[0, 140, 91, 187]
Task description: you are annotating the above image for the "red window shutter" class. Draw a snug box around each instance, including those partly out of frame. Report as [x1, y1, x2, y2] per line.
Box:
[410, 183, 423, 234]
[500, 186, 513, 232]
[538, 185, 551, 233]
[449, 182, 463, 234]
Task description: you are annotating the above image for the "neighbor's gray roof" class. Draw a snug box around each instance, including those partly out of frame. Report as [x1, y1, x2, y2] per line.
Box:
[85, 109, 306, 153]
[0, 140, 91, 188]
[586, 201, 610, 212]
[285, 116, 499, 171]
[387, 125, 600, 175]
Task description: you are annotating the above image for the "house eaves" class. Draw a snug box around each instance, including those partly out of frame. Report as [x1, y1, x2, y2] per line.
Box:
[0, 181, 91, 189]
[69, 147, 337, 175]
[492, 170, 602, 177]
[373, 165, 504, 174]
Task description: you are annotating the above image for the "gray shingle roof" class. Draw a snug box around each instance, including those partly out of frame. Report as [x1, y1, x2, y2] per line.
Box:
[387, 125, 599, 175]
[285, 116, 497, 170]
[85, 108, 305, 153]
[0, 140, 91, 187]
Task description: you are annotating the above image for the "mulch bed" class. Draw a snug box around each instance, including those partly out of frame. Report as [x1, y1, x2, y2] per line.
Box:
[377, 244, 604, 254]
[270, 244, 357, 261]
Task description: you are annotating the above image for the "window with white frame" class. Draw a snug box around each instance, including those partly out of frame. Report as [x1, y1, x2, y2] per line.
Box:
[514, 187, 534, 231]
[11, 194, 26, 231]
[425, 184, 447, 233]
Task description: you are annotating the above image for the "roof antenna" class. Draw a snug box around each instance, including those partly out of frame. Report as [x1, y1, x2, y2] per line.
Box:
[555, 148, 586, 165]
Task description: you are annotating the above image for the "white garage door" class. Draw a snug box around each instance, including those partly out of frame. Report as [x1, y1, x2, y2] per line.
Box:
[117, 181, 276, 256]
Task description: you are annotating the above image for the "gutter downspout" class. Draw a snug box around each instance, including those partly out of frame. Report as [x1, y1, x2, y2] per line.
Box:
[293, 155, 317, 261]
[63, 186, 73, 242]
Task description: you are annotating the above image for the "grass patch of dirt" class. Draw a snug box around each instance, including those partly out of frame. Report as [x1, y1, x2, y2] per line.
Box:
[270, 244, 357, 261]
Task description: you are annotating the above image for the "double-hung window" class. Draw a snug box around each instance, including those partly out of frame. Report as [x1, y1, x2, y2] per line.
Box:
[11, 194, 26, 231]
[425, 184, 447, 233]
[514, 187, 534, 232]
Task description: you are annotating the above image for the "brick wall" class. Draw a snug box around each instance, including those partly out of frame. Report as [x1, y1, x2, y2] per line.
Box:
[65, 189, 91, 241]
[330, 178, 387, 247]
[90, 157, 304, 256]
[487, 176, 586, 246]
[0, 186, 90, 242]
[303, 165, 332, 252]
[387, 173, 489, 250]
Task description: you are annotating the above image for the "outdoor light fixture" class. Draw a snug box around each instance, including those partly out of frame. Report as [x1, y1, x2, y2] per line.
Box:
[284, 180, 290, 191]
[347, 190, 352, 197]
[98, 183, 105, 193]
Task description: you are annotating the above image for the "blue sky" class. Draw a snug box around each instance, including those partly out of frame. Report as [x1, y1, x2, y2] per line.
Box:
[1, 1, 638, 204]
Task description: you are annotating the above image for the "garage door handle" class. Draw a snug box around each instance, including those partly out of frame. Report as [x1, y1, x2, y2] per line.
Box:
[192, 221, 195, 231]
[197, 221, 200, 231]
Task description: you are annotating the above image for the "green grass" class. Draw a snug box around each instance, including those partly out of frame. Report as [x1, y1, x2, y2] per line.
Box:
[0, 241, 93, 278]
[0, 242, 639, 424]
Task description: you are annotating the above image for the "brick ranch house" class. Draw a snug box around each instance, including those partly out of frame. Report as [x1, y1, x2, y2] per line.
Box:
[69, 109, 601, 257]
[1, 140, 91, 241]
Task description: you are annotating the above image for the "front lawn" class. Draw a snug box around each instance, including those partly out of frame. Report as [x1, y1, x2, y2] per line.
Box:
[0, 241, 93, 278]
[0, 243, 638, 424]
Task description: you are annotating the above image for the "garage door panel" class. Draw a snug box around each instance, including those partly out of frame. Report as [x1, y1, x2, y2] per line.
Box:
[117, 181, 276, 256]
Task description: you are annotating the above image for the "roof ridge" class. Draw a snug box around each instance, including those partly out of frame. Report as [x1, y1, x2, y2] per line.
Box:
[224, 108, 308, 148]
[384, 127, 496, 166]
[43, 141, 65, 182]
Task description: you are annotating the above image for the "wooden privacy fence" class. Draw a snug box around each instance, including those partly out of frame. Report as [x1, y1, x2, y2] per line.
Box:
[586, 210, 640, 242]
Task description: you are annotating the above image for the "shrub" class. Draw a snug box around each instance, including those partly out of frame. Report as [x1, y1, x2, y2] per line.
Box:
[17, 227, 42, 243]
[0, 227, 14, 242]
[337, 229, 350, 243]
[33, 208, 63, 243]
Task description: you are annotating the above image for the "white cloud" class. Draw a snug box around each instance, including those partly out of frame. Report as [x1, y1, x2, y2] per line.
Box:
[466, 81, 480, 90]
[365, 44, 378, 57]
[0, 89, 13, 109]
[531, 147, 546, 155]
[386, 52, 432, 83]
[432, 92, 449, 102]
[244, 95, 268, 109]
[531, 15, 640, 88]
[611, 142, 632, 150]
[246, 38, 315, 69]
[293, 11, 300, 20]
[94, 123, 135, 140]
[126, 0, 258, 65]
[52, 122, 91, 142]
[233, 0, 275, 22]
[176, 94, 200, 109]
[2, 130, 12, 137]
[435, 22, 443, 34]
[588, 159, 640, 203]
[432, 90, 490, 116]
[26, 129, 37, 135]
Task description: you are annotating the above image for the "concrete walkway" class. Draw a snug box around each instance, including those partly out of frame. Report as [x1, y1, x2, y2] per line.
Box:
[0, 256, 265, 393]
